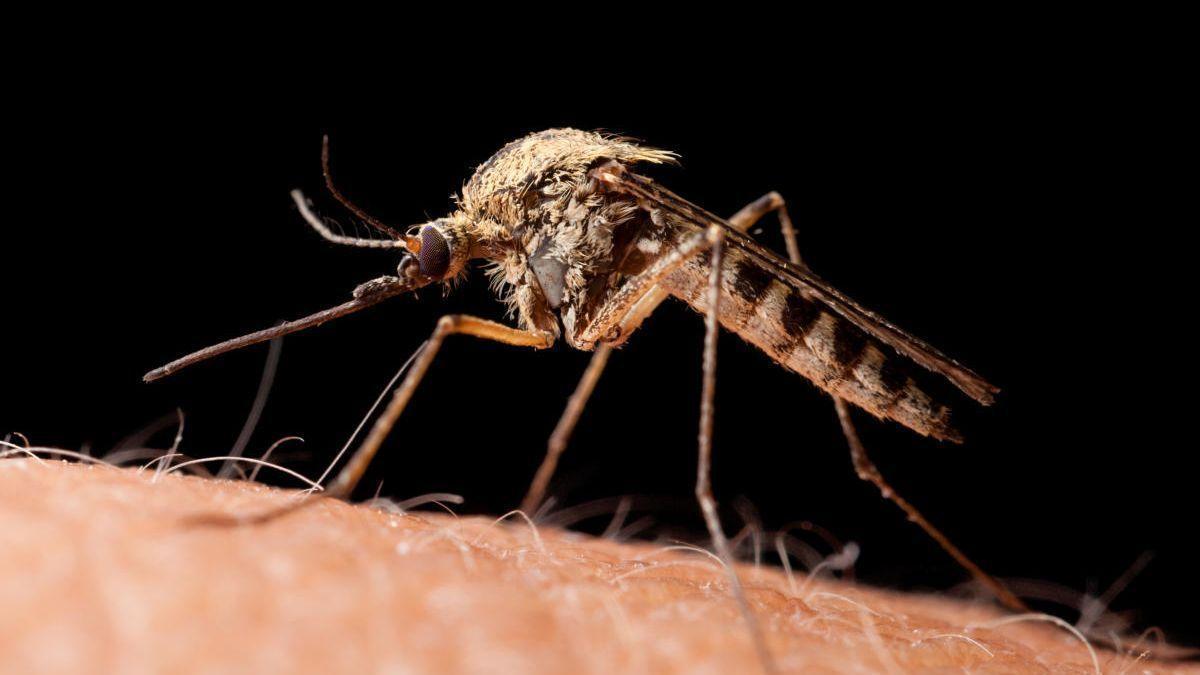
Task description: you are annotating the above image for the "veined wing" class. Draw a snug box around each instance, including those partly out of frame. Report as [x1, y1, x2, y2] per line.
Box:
[596, 166, 999, 406]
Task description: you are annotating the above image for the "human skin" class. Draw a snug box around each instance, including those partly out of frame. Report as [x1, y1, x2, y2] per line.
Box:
[0, 458, 1190, 674]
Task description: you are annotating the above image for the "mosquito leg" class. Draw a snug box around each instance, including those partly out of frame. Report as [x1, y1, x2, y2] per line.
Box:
[324, 315, 554, 500]
[187, 316, 553, 527]
[520, 343, 611, 514]
[834, 400, 1027, 611]
[746, 190, 1028, 612]
[514, 225, 721, 515]
[519, 202, 782, 515]
[728, 191, 794, 248]
[519, 224, 769, 665]
[604, 197, 788, 344]
[696, 228, 776, 673]
[575, 226, 721, 347]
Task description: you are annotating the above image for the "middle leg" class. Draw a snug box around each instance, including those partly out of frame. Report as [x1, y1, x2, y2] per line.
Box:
[520, 197, 789, 513]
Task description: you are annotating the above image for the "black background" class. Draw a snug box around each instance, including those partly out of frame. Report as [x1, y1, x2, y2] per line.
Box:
[3, 32, 1194, 646]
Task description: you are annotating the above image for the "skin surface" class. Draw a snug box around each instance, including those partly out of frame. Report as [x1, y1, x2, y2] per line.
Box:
[0, 459, 1191, 674]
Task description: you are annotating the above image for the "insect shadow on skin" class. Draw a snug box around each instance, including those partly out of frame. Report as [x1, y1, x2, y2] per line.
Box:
[145, 129, 1025, 673]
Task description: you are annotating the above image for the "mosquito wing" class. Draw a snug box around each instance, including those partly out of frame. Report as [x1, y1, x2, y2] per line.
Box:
[601, 167, 998, 404]
[591, 165, 998, 441]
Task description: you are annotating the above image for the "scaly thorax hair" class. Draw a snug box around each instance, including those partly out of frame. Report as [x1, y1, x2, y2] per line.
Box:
[433, 128, 677, 345]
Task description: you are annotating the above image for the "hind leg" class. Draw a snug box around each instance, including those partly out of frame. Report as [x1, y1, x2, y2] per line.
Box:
[743, 192, 1028, 612]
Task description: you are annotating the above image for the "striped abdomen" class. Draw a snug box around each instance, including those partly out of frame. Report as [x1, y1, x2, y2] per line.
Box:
[663, 248, 961, 441]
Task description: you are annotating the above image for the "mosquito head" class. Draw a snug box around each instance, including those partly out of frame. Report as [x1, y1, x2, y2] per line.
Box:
[402, 216, 472, 282]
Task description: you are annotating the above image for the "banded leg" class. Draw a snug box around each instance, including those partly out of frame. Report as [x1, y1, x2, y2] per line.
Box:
[753, 193, 1028, 612]
[520, 197, 786, 514]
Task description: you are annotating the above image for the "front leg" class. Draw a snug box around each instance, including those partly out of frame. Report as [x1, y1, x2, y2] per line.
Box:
[327, 315, 554, 500]
[190, 315, 553, 527]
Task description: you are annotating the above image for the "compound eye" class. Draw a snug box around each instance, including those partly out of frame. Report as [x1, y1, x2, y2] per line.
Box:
[417, 226, 451, 278]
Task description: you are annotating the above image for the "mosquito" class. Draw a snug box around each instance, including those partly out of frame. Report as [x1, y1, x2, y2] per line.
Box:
[147, 129, 1025, 671]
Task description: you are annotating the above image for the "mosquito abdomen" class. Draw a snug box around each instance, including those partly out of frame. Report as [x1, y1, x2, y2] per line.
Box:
[664, 249, 961, 442]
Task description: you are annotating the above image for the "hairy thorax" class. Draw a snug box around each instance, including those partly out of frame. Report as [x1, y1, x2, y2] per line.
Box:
[457, 129, 677, 346]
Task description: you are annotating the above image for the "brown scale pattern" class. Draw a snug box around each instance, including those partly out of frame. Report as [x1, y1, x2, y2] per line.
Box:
[665, 247, 959, 441]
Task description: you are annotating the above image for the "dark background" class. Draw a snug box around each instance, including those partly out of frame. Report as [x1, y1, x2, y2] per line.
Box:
[3, 36, 1193, 645]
